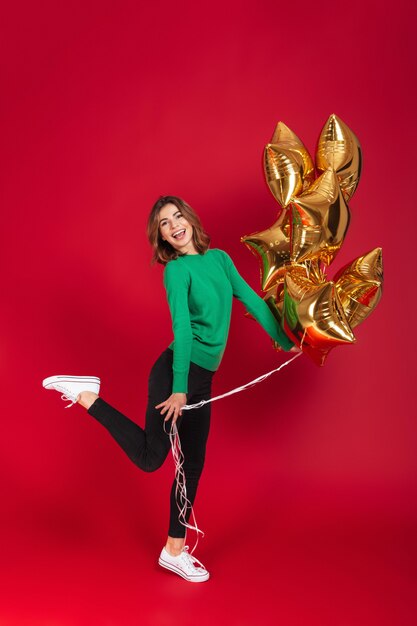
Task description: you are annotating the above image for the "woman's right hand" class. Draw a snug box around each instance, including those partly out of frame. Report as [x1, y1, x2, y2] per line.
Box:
[155, 392, 187, 426]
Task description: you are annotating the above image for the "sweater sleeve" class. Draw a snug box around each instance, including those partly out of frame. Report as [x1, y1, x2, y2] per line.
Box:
[221, 250, 294, 351]
[163, 261, 193, 393]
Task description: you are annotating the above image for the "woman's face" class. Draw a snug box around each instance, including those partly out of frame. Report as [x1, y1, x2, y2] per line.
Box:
[158, 203, 197, 255]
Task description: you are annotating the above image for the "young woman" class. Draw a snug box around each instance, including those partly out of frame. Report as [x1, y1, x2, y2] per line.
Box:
[42, 195, 294, 583]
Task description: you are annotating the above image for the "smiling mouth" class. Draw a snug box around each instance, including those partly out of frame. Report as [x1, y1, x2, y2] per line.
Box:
[172, 229, 186, 239]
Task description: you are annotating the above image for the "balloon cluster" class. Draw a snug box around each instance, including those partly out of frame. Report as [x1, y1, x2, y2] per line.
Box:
[241, 114, 383, 366]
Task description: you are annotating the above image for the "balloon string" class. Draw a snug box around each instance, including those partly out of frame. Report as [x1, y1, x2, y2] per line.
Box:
[163, 420, 204, 555]
[181, 351, 302, 411]
[165, 351, 303, 554]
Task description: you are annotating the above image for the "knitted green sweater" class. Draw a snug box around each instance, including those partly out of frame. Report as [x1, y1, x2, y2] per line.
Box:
[163, 248, 293, 393]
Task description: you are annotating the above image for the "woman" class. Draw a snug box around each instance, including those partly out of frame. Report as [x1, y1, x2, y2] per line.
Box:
[42, 195, 294, 583]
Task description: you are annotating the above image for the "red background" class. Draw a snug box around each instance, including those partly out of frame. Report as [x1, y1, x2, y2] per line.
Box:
[1, 1, 416, 624]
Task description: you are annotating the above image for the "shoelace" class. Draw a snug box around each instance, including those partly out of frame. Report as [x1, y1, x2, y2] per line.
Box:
[179, 546, 207, 572]
[53, 384, 76, 409]
[61, 394, 76, 409]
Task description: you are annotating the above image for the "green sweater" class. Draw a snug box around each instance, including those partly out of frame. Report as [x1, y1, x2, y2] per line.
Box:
[163, 248, 294, 393]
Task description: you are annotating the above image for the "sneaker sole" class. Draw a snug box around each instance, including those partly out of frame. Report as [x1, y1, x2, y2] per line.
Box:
[42, 375, 101, 389]
[158, 556, 210, 583]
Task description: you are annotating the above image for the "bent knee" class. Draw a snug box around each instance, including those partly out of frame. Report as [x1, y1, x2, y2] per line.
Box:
[132, 454, 164, 473]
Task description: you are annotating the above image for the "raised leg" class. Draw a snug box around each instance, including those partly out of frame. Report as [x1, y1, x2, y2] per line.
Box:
[86, 349, 175, 472]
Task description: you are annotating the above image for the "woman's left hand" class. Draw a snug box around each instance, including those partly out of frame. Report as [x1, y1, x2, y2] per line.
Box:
[155, 392, 187, 426]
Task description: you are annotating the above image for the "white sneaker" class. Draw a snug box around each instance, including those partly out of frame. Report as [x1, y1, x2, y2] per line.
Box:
[158, 546, 210, 583]
[42, 375, 101, 408]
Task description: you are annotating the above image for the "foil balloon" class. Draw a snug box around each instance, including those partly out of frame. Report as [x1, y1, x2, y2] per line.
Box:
[241, 209, 291, 291]
[264, 122, 315, 208]
[334, 248, 383, 328]
[241, 115, 382, 366]
[299, 258, 326, 284]
[264, 145, 305, 208]
[282, 267, 355, 366]
[316, 114, 362, 202]
[290, 168, 350, 267]
[270, 122, 316, 189]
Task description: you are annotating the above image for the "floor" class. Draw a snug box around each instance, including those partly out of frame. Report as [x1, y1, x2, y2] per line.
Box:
[1, 506, 416, 626]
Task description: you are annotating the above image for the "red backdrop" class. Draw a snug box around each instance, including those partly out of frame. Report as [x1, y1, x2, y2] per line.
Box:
[1, 1, 416, 624]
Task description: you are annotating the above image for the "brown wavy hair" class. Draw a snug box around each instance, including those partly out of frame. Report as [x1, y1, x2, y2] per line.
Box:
[147, 195, 211, 265]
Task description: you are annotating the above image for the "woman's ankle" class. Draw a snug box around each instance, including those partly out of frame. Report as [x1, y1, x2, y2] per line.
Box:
[165, 536, 185, 556]
[77, 391, 99, 410]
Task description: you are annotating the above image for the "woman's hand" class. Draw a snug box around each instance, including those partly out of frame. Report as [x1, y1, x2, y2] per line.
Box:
[155, 392, 187, 426]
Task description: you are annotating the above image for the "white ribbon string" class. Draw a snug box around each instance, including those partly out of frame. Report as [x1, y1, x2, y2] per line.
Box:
[164, 351, 303, 554]
[181, 351, 303, 411]
[163, 420, 204, 555]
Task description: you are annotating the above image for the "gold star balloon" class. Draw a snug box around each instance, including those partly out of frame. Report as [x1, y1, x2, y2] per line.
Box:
[241, 115, 382, 366]
[241, 208, 292, 290]
[290, 168, 351, 268]
[316, 114, 362, 202]
[264, 122, 315, 208]
[282, 267, 356, 366]
[270, 122, 316, 190]
[334, 248, 383, 328]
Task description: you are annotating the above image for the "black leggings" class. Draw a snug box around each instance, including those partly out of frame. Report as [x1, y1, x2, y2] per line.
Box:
[87, 348, 215, 538]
